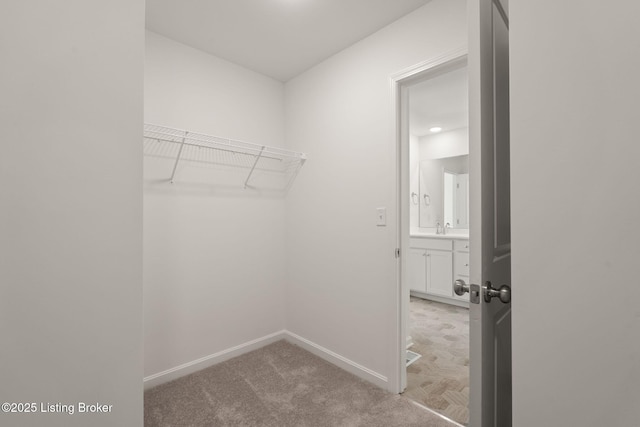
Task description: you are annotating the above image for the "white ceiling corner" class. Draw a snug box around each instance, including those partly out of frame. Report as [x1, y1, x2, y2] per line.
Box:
[145, 0, 432, 82]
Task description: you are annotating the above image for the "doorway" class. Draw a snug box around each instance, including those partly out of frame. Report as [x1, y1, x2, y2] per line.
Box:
[392, 50, 470, 425]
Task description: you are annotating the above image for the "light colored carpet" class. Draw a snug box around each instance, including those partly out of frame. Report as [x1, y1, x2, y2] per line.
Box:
[403, 297, 470, 425]
[145, 340, 458, 426]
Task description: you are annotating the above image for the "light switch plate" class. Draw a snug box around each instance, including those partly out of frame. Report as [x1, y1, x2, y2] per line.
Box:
[376, 207, 386, 226]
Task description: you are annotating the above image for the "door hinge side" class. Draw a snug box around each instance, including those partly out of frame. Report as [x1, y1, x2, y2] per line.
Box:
[395, 248, 400, 258]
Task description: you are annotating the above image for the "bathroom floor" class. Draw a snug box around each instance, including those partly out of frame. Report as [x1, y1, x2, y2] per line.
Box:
[403, 297, 470, 425]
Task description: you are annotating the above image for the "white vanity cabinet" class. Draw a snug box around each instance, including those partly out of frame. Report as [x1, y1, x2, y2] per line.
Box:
[426, 249, 454, 297]
[409, 236, 469, 307]
[452, 239, 470, 303]
[408, 248, 428, 293]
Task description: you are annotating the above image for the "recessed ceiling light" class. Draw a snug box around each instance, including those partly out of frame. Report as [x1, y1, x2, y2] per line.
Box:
[429, 127, 442, 133]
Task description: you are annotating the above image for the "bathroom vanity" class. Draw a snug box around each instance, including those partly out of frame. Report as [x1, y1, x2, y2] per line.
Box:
[407, 68, 470, 308]
[408, 233, 469, 307]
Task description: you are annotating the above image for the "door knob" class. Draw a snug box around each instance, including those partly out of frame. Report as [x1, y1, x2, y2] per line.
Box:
[482, 281, 511, 304]
[453, 279, 469, 296]
[453, 279, 481, 304]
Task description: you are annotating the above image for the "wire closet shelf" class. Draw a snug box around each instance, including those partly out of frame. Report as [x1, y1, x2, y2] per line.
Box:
[143, 123, 307, 190]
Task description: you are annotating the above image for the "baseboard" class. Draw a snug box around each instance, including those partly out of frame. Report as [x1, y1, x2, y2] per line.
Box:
[143, 330, 286, 390]
[143, 329, 389, 392]
[410, 290, 469, 308]
[283, 331, 388, 390]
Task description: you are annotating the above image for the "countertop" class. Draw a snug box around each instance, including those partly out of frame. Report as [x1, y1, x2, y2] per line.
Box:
[410, 231, 469, 240]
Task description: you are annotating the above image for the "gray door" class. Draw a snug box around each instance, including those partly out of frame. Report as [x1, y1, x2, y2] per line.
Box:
[468, 0, 511, 426]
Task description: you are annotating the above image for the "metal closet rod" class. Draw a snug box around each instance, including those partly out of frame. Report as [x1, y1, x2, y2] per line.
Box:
[144, 123, 306, 161]
[150, 135, 284, 162]
[143, 123, 307, 187]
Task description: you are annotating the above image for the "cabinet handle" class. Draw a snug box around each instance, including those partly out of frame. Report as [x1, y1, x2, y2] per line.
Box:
[464, 263, 469, 267]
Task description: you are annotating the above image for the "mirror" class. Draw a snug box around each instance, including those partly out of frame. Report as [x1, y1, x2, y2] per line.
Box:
[444, 169, 469, 229]
[409, 62, 469, 231]
[418, 155, 469, 229]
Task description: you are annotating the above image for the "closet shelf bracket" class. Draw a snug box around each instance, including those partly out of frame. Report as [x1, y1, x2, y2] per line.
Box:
[244, 146, 265, 189]
[170, 134, 187, 184]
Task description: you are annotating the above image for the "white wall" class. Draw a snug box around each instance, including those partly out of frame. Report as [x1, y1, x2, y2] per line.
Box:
[284, 0, 467, 388]
[419, 127, 469, 160]
[510, 1, 640, 426]
[143, 32, 287, 380]
[0, 1, 144, 426]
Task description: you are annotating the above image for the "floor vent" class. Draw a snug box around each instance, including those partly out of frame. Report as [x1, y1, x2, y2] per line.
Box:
[406, 350, 422, 367]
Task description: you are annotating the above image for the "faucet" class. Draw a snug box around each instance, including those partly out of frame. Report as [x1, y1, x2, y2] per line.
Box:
[444, 223, 451, 235]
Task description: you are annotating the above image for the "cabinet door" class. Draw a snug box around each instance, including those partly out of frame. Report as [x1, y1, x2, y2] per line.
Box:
[453, 241, 470, 301]
[408, 248, 427, 293]
[426, 249, 453, 297]
[454, 251, 470, 277]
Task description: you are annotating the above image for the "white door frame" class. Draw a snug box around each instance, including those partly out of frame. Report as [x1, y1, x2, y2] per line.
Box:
[389, 46, 468, 394]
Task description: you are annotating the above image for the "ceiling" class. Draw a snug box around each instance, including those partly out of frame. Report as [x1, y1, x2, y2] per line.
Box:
[145, 0, 431, 82]
[409, 66, 468, 137]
